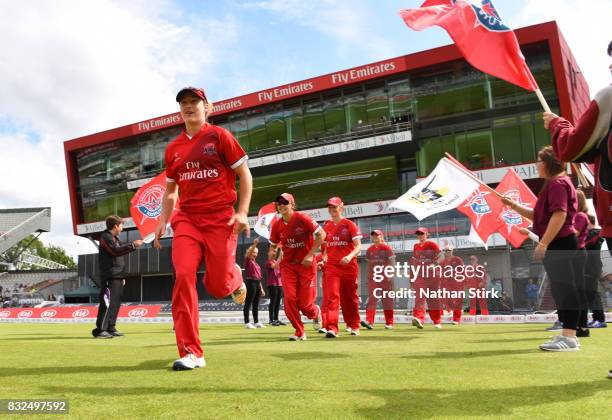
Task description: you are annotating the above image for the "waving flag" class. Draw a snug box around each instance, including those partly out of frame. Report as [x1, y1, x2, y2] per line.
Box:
[494, 168, 537, 248]
[399, 0, 538, 92]
[458, 184, 504, 244]
[254, 202, 278, 239]
[390, 158, 480, 220]
[130, 171, 179, 243]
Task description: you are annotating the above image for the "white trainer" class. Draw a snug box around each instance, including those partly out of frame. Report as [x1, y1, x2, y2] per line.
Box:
[318, 328, 327, 334]
[350, 328, 360, 336]
[289, 334, 307, 341]
[384, 324, 394, 330]
[245, 323, 256, 329]
[433, 323, 442, 329]
[254, 322, 266, 328]
[412, 318, 424, 329]
[172, 353, 205, 371]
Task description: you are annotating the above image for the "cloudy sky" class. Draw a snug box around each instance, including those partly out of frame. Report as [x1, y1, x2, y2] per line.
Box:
[0, 0, 611, 260]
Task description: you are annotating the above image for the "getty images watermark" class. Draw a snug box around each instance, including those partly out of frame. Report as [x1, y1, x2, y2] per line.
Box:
[371, 263, 500, 300]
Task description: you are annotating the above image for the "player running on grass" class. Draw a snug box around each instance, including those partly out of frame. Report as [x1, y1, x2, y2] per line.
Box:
[321, 197, 362, 338]
[411, 227, 443, 329]
[154, 87, 252, 371]
[269, 193, 325, 341]
[362, 230, 396, 330]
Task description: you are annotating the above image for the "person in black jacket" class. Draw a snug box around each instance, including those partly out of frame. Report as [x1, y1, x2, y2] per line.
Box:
[92, 215, 143, 338]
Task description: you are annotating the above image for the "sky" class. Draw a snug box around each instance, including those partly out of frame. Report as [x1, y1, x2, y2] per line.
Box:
[0, 0, 611, 261]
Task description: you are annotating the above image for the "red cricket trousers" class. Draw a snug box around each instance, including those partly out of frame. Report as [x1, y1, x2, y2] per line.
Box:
[412, 276, 442, 325]
[467, 280, 489, 315]
[445, 279, 464, 322]
[365, 277, 394, 326]
[281, 262, 320, 337]
[171, 208, 243, 358]
[323, 263, 360, 333]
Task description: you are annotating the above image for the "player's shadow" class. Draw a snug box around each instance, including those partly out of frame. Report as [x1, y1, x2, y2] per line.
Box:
[1, 359, 170, 378]
[402, 348, 537, 360]
[272, 351, 348, 361]
[352, 380, 610, 418]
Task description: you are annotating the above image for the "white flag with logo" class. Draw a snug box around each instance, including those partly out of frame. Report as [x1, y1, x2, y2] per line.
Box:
[390, 158, 480, 220]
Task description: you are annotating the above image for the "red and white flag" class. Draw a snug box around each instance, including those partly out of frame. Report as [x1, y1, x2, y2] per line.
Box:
[494, 169, 537, 248]
[130, 171, 179, 243]
[457, 184, 504, 246]
[253, 202, 278, 239]
[399, 0, 538, 91]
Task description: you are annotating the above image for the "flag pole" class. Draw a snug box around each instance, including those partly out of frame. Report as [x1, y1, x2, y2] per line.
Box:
[534, 89, 551, 113]
[443, 153, 503, 198]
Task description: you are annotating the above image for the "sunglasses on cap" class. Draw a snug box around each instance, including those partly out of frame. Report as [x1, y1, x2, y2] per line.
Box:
[276, 197, 290, 205]
[416, 231, 425, 235]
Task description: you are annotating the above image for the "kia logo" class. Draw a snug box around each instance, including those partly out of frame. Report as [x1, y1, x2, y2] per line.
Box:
[0, 310, 11, 318]
[41, 310, 57, 318]
[128, 308, 148, 318]
[18, 310, 33, 318]
[72, 309, 90, 318]
[494, 316, 504, 321]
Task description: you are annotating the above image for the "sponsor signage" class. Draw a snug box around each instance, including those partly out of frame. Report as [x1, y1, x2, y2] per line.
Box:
[249, 130, 412, 168]
[125, 57, 407, 136]
[0, 305, 161, 320]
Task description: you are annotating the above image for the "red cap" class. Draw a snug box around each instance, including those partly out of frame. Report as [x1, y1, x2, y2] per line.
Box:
[275, 193, 295, 205]
[371, 229, 384, 237]
[327, 196, 343, 207]
[176, 87, 208, 103]
[415, 227, 428, 235]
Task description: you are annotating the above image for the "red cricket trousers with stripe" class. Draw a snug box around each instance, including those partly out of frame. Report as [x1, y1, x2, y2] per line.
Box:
[365, 278, 394, 325]
[171, 208, 242, 358]
[412, 276, 442, 325]
[323, 263, 360, 333]
[281, 262, 319, 337]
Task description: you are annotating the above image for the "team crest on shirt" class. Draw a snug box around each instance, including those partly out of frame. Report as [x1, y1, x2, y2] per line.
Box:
[500, 190, 524, 233]
[470, 0, 510, 32]
[135, 184, 164, 220]
[203, 143, 217, 156]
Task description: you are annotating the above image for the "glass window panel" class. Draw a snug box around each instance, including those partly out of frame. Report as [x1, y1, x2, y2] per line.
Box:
[265, 105, 287, 147]
[228, 113, 249, 151]
[456, 130, 492, 170]
[366, 88, 390, 125]
[493, 125, 522, 166]
[323, 93, 346, 135]
[284, 102, 306, 143]
[388, 78, 411, 117]
[416, 84, 487, 120]
[344, 92, 367, 131]
[246, 108, 268, 151]
[417, 134, 455, 176]
[303, 97, 326, 140]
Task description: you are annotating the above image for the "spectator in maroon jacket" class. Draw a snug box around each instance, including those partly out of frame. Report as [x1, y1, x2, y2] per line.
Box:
[243, 238, 265, 329]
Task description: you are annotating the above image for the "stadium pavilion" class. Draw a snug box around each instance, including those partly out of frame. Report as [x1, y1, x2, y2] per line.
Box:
[63, 21, 592, 309]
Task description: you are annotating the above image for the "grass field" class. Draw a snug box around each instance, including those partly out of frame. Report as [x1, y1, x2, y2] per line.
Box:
[0, 322, 611, 419]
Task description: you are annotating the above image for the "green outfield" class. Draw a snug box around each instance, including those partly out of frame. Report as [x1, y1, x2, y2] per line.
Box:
[0, 323, 610, 419]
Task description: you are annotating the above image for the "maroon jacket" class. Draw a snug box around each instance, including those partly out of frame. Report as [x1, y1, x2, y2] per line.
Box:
[549, 84, 612, 238]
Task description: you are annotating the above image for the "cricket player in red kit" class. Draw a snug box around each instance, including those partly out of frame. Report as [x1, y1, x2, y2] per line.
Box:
[440, 245, 464, 324]
[411, 227, 442, 329]
[321, 197, 362, 338]
[363, 230, 395, 329]
[154, 87, 252, 371]
[466, 255, 489, 315]
[269, 193, 325, 341]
